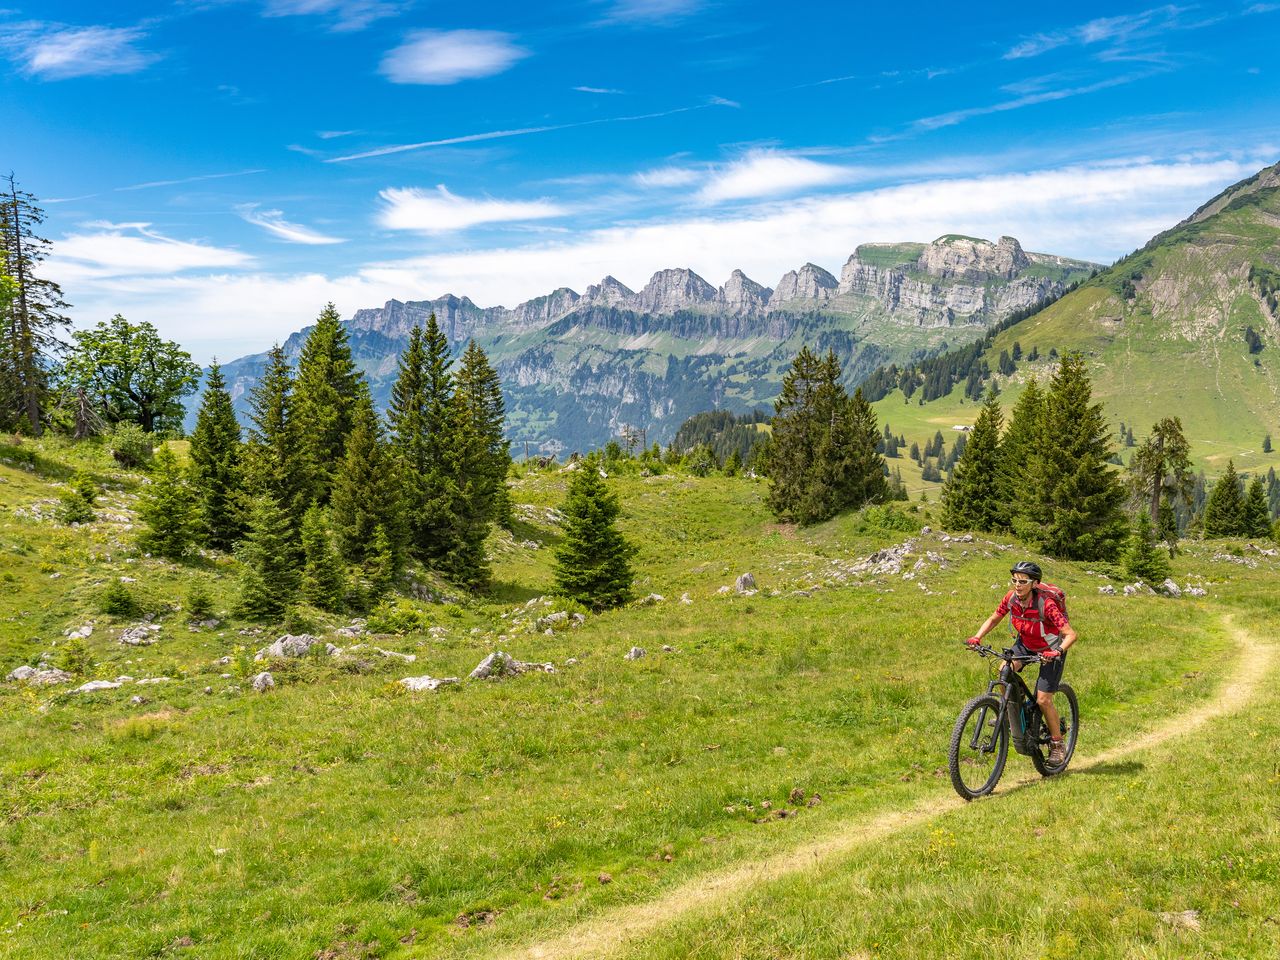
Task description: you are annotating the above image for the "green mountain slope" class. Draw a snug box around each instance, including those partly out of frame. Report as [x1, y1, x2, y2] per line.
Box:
[873, 163, 1280, 479]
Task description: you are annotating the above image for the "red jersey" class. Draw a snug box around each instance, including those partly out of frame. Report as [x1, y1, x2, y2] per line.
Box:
[993, 588, 1068, 652]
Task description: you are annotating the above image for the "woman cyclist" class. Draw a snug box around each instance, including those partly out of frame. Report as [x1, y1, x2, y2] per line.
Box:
[967, 561, 1077, 765]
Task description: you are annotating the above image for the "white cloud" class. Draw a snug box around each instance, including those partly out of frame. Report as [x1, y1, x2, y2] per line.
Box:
[47, 223, 253, 284]
[379, 30, 528, 85]
[263, 0, 401, 32]
[236, 204, 346, 245]
[698, 151, 853, 202]
[633, 165, 701, 188]
[54, 156, 1266, 362]
[573, 85, 625, 94]
[378, 185, 567, 233]
[604, 0, 702, 23]
[4, 23, 157, 80]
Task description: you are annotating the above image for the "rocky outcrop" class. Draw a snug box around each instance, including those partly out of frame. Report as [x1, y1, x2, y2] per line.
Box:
[769, 263, 838, 305]
[717, 270, 772, 312]
[628, 268, 718, 314]
[917, 235, 1030, 281]
[579, 275, 634, 308]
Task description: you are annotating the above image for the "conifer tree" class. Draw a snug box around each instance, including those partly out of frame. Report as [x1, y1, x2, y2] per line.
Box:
[416, 314, 463, 563]
[388, 324, 431, 554]
[188, 362, 244, 550]
[300, 506, 346, 612]
[137, 446, 199, 560]
[292, 304, 366, 506]
[1123, 511, 1171, 584]
[1242, 475, 1271, 538]
[1128, 417, 1192, 528]
[1001, 376, 1046, 535]
[330, 394, 407, 573]
[243, 345, 305, 548]
[237, 494, 300, 621]
[1024, 353, 1127, 560]
[450, 338, 512, 536]
[1202, 460, 1244, 538]
[942, 391, 1005, 532]
[553, 456, 636, 609]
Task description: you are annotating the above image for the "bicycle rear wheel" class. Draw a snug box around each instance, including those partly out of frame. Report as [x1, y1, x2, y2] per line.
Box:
[1030, 682, 1079, 776]
[949, 694, 1009, 800]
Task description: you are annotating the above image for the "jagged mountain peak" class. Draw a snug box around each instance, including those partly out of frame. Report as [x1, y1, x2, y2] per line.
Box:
[631, 267, 718, 313]
[581, 275, 634, 307]
[770, 263, 838, 305]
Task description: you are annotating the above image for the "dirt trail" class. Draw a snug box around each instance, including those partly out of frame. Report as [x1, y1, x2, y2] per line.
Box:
[496, 621, 1273, 960]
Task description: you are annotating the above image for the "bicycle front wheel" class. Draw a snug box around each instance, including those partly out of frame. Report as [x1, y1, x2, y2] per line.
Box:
[1030, 682, 1079, 776]
[949, 694, 1009, 800]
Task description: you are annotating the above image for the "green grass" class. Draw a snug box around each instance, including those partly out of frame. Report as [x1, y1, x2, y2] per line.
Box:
[1, 438, 1277, 958]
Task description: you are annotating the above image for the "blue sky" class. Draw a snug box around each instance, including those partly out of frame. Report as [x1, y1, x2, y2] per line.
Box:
[4, 0, 1278, 361]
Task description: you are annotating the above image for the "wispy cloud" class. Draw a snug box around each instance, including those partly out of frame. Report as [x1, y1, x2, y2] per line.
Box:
[1004, 6, 1196, 59]
[634, 165, 701, 188]
[377, 185, 566, 233]
[48, 223, 252, 283]
[602, 0, 703, 24]
[1, 22, 158, 80]
[317, 129, 359, 139]
[698, 151, 853, 202]
[327, 101, 726, 162]
[236, 204, 346, 245]
[574, 85, 625, 94]
[262, 0, 402, 32]
[115, 169, 266, 191]
[379, 30, 529, 85]
[706, 94, 741, 108]
[910, 73, 1149, 132]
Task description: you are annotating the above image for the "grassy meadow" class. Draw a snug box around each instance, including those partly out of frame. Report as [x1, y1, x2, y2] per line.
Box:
[1, 435, 1278, 959]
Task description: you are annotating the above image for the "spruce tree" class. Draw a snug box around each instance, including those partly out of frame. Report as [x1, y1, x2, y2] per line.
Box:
[1123, 511, 1171, 584]
[1026, 353, 1128, 560]
[300, 506, 346, 612]
[188, 362, 244, 550]
[330, 394, 407, 573]
[553, 456, 636, 609]
[449, 339, 512, 548]
[388, 324, 432, 557]
[1202, 460, 1244, 538]
[1242, 475, 1271, 538]
[243, 345, 305, 549]
[941, 391, 1004, 532]
[137, 446, 199, 560]
[416, 314, 462, 563]
[1128, 417, 1192, 528]
[237, 494, 300, 621]
[292, 304, 366, 506]
[1001, 377, 1047, 538]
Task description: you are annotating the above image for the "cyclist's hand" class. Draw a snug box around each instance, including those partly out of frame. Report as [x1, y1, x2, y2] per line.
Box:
[1041, 649, 1062, 660]
[965, 636, 982, 648]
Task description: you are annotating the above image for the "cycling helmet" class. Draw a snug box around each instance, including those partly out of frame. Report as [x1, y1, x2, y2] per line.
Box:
[1010, 560, 1042, 582]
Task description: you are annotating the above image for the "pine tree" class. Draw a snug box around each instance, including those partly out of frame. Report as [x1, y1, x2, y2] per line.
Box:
[941, 391, 1004, 532]
[553, 456, 636, 609]
[1025, 353, 1128, 560]
[188, 362, 244, 550]
[1264, 433, 1273, 454]
[1242, 475, 1272, 538]
[292, 304, 366, 506]
[1127, 417, 1193, 529]
[330, 394, 407, 573]
[1123, 511, 1171, 584]
[388, 324, 432, 557]
[300, 506, 346, 612]
[1202, 460, 1244, 538]
[136, 446, 199, 560]
[236, 494, 300, 621]
[1001, 376, 1045, 535]
[243, 345, 305, 549]
[452, 339, 512, 528]
[1, 175, 69, 434]
[415, 314, 462, 564]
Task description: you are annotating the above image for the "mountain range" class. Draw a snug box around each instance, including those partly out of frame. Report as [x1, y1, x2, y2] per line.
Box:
[215, 235, 1096, 451]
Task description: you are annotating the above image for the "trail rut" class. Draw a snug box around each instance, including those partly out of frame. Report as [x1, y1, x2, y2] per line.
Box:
[498, 621, 1272, 960]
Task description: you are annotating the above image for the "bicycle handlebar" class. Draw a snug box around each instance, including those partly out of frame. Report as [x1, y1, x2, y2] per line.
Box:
[964, 642, 1048, 663]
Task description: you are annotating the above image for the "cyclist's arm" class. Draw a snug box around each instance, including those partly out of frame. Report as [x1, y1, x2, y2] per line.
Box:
[1057, 621, 1077, 651]
[1046, 601, 1076, 651]
[970, 609, 1005, 642]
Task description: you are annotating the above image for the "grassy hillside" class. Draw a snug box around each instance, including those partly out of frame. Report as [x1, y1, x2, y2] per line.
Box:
[870, 170, 1280, 482]
[2, 436, 1278, 959]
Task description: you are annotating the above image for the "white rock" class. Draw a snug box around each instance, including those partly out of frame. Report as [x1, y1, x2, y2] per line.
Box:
[469, 651, 557, 680]
[635, 593, 665, 606]
[119, 623, 162, 646]
[716, 585, 732, 595]
[75, 680, 122, 693]
[7, 665, 37, 682]
[1098, 585, 1116, 595]
[136, 677, 170, 685]
[1185, 586, 1207, 597]
[735, 572, 757, 593]
[680, 593, 692, 604]
[399, 675, 459, 692]
[251, 671, 274, 692]
[1160, 578, 1182, 598]
[625, 646, 646, 660]
[255, 634, 321, 661]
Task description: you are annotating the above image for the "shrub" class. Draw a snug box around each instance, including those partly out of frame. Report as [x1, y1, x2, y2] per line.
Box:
[100, 580, 142, 617]
[861, 505, 920, 533]
[57, 488, 95, 524]
[366, 598, 433, 635]
[108, 422, 154, 469]
[57, 637, 93, 676]
[186, 582, 215, 621]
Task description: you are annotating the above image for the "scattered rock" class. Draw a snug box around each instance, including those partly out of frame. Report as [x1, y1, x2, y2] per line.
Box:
[254, 634, 336, 661]
[1160, 578, 1182, 598]
[680, 593, 692, 604]
[74, 680, 122, 693]
[735, 572, 757, 594]
[1158, 909, 1201, 931]
[7, 666, 74, 685]
[468, 651, 556, 680]
[635, 593, 665, 606]
[661, 644, 675, 653]
[921, 526, 932, 535]
[564, 657, 578, 666]
[1184, 586, 1207, 597]
[399, 676, 460, 692]
[65, 623, 94, 639]
[1098, 585, 1116, 595]
[597, 872, 612, 884]
[1212, 553, 1258, 568]
[129, 695, 147, 705]
[135, 677, 170, 685]
[624, 647, 646, 661]
[251, 672, 274, 692]
[119, 623, 161, 646]
[716, 585, 732, 595]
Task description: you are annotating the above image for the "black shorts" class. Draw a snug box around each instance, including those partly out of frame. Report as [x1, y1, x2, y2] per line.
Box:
[1011, 641, 1066, 693]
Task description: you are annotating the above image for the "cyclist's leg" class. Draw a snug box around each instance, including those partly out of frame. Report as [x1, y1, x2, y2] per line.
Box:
[1035, 653, 1067, 739]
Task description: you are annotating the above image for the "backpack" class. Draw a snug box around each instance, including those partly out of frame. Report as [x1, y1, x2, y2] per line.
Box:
[1008, 583, 1068, 643]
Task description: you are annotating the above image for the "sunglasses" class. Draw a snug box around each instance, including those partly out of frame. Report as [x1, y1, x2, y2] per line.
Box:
[1010, 578, 1036, 586]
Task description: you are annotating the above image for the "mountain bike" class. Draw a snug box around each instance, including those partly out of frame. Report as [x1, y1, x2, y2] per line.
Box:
[947, 643, 1079, 800]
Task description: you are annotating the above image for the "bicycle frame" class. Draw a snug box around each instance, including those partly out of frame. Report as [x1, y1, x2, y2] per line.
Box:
[970, 647, 1045, 757]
